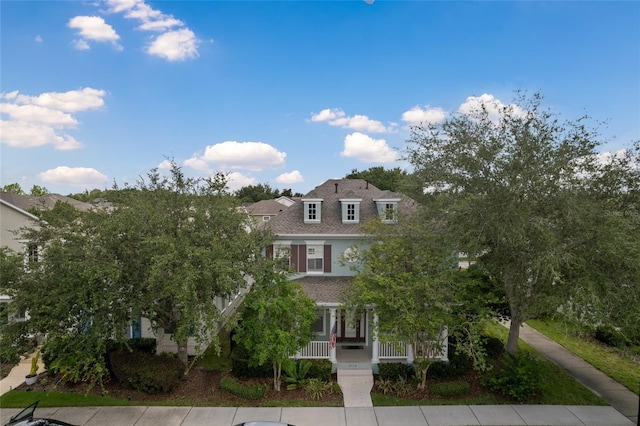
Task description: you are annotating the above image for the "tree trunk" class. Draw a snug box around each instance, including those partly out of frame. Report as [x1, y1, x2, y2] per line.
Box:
[177, 340, 189, 366]
[506, 317, 522, 354]
[273, 361, 281, 392]
[417, 366, 427, 390]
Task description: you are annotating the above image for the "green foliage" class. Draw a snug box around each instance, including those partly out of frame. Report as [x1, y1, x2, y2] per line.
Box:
[42, 335, 110, 389]
[303, 378, 335, 400]
[483, 352, 542, 402]
[230, 343, 272, 379]
[428, 349, 471, 379]
[282, 359, 312, 390]
[375, 378, 395, 395]
[107, 338, 157, 355]
[1, 183, 25, 194]
[482, 336, 506, 360]
[109, 351, 184, 394]
[345, 167, 409, 192]
[407, 93, 640, 354]
[233, 272, 317, 391]
[429, 380, 471, 397]
[306, 359, 332, 381]
[219, 376, 266, 400]
[234, 183, 283, 203]
[594, 326, 629, 349]
[29, 350, 40, 376]
[29, 185, 50, 196]
[378, 363, 415, 381]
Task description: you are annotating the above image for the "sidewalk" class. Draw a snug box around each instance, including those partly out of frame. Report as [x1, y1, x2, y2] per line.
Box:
[514, 322, 639, 424]
[0, 404, 634, 425]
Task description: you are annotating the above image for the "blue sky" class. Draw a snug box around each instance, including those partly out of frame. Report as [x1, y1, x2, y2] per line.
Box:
[1, 1, 639, 196]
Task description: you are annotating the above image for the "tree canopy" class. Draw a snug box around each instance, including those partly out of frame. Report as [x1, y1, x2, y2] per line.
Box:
[234, 183, 302, 203]
[345, 166, 410, 192]
[7, 163, 273, 386]
[233, 271, 317, 391]
[406, 92, 640, 353]
[344, 214, 500, 389]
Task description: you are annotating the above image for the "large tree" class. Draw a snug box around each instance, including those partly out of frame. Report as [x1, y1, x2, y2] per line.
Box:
[233, 271, 317, 391]
[344, 214, 499, 389]
[11, 163, 272, 383]
[345, 166, 409, 192]
[406, 93, 640, 353]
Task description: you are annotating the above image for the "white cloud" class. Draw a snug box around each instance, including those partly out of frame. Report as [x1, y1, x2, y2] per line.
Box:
[67, 16, 122, 50]
[147, 29, 199, 61]
[72, 39, 90, 50]
[104, 0, 200, 61]
[458, 94, 526, 122]
[157, 160, 173, 170]
[401, 105, 447, 125]
[39, 166, 109, 188]
[275, 170, 304, 184]
[0, 88, 106, 150]
[185, 141, 286, 172]
[35, 35, 43, 42]
[341, 132, 398, 163]
[311, 108, 393, 133]
[225, 172, 257, 192]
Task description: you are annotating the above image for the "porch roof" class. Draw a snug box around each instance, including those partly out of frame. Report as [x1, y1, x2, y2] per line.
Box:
[292, 276, 353, 305]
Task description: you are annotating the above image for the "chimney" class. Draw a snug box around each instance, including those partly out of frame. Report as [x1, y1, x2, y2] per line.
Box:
[366, 181, 369, 189]
[335, 183, 338, 193]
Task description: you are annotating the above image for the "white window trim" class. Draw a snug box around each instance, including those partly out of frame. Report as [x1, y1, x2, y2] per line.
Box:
[340, 198, 362, 224]
[305, 240, 325, 274]
[312, 310, 327, 336]
[302, 198, 323, 223]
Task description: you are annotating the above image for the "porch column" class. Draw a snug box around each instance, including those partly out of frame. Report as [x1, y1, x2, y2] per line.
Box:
[329, 308, 337, 363]
[371, 313, 379, 364]
[406, 343, 414, 364]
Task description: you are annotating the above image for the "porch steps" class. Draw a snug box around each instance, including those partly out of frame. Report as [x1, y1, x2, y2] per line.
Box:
[337, 368, 374, 408]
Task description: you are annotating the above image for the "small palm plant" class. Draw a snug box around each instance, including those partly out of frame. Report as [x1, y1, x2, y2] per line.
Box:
[28, 350, 40, 377]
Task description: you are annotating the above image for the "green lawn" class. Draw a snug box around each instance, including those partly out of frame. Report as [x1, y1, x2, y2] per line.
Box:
[527, 318, 640, 395]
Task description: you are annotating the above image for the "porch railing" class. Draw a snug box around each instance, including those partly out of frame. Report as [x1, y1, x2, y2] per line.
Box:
[378, 342, 407, 359]
[293, 340, 330, 359]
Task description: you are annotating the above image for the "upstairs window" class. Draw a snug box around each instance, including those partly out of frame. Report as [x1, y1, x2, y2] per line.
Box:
[374, 198, 400, 223]
[307, 245, 324, 272]
[340, 198, 361, 223]
[303, 199, 323, 223]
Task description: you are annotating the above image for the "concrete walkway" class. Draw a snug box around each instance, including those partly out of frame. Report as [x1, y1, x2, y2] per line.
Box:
[515, 322, 639, 424]
[337, 369, 374, 407]
[0, 352, 44, 396]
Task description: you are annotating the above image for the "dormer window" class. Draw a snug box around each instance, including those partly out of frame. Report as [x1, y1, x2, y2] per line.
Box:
[340, 198, 362, 224]
[302, 198, 323, 223]
[374, 198, 400, 223]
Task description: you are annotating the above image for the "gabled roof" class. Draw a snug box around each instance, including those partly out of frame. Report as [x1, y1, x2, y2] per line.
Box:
[0, 192, 93, 212]
[245, 199, 291, 216]
[267, 179, 415, 235]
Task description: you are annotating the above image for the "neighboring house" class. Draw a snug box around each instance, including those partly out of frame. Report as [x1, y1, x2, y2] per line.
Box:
[0, 195, 43, 321]
[265, 179, 448, 372]
[245, 196, 295, 225]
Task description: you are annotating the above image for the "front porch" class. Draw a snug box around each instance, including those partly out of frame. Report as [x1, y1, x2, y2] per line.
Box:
[293, 307, 448, 373]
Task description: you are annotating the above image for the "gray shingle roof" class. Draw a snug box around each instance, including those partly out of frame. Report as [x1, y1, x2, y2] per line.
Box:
[266, 179, 415, 235]
[245, 199, 291, 216]
[0, 192, 93, 212]
[293, 276, 353, 304]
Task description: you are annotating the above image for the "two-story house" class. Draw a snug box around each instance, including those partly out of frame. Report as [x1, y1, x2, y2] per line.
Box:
[266, 179, 448, 372]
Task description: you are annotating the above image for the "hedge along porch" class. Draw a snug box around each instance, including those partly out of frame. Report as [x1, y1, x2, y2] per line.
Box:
[291, 276, 449, 373]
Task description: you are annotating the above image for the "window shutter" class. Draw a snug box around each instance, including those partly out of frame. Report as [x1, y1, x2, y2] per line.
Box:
[324, 244, 331, 273]
[299, 244, 307, 272]
[266, 244, 274, 259]
[291, 244, 299, 272]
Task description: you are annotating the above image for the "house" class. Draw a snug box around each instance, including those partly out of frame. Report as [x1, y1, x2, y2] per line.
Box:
[265, 179, 448, 372]
[245, 196, 295, 225]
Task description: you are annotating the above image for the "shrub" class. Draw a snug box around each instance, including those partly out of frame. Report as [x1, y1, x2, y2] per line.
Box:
[594, 327, 628, 349]
[375, 377, 395, 395]
[428, 348, 470, 379]
[303, 378, 335, 400]
[230, 344, 272, 379]
[429, 380, 471, 397]
[219, 376, 266, 400]
[483, 352, 541, 402]
[378, 363, 415, 381]
[110, 351, 184, 394]
[282, 359, 312, 390]
[307, 359, 332, 381]
[482, 336, 505, 360]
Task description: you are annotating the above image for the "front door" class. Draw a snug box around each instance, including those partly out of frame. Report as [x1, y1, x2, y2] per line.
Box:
[339, 311, 365, 343]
